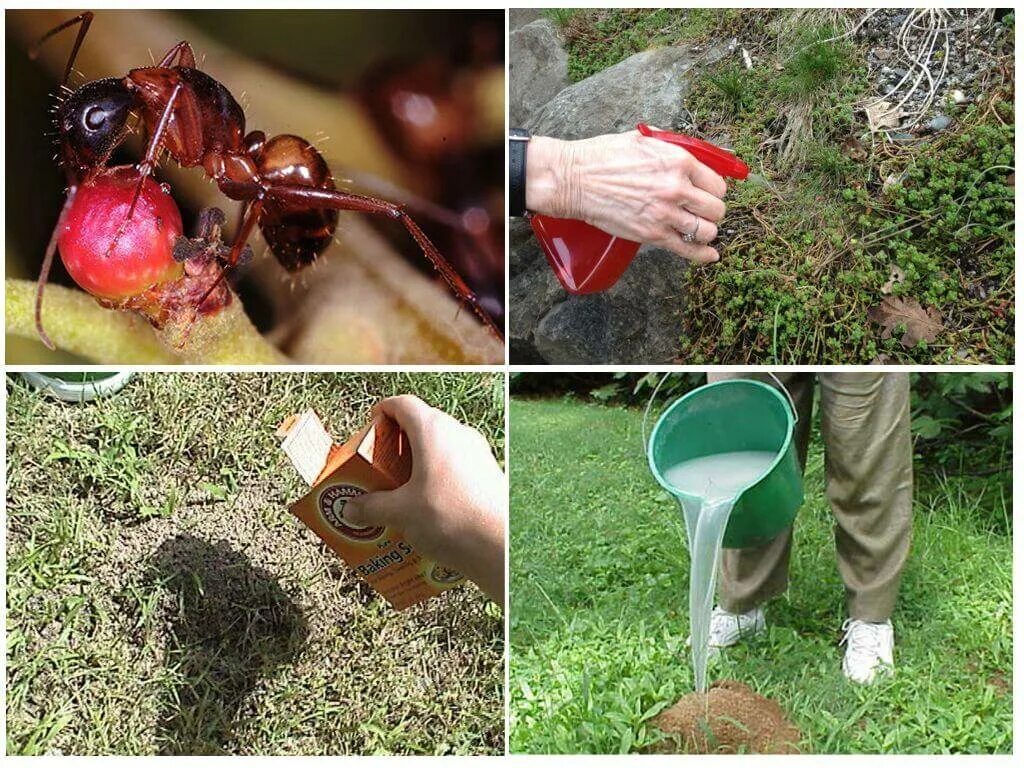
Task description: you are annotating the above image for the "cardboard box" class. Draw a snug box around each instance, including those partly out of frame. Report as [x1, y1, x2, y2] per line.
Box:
[278, 410, 464, 609]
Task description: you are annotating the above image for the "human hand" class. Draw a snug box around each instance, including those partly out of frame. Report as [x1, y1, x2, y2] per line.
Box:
[343, 395, 506, 604]
[525, 129, 729, 263]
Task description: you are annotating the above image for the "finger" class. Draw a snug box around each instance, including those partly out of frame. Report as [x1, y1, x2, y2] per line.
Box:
[342, 487, 406, 529]
[686, 159, 729, 199]
[658, 231, 720, 264]
[669, 208, 718, 245]
[678, 185, 727, 222]
[373, 395, 434, 441]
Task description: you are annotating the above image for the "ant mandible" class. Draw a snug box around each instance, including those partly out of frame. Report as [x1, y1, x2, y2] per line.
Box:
[32, 12, 503, 345]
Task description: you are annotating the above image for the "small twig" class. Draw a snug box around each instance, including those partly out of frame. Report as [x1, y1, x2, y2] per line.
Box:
[6, 278, 286, 364]
[6, 279, 174, 363]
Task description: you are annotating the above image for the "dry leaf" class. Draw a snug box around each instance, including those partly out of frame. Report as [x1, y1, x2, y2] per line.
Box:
[840, 136, 867, 161]
[863, 100, 903, 132]
[868, 297, 944, 347]
[881, 264, 905, 295]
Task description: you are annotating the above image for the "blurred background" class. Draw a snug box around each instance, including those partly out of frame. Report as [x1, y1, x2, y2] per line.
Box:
[7, 10, 504, 363]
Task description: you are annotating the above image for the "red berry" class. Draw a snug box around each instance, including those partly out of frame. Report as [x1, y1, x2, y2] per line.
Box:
[58, 166, 184, 300]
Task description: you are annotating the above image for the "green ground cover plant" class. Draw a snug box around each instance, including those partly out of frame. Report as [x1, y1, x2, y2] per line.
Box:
[6, 373, 504, 755]
[508, 396, 1011, 753]
[543, 9, 1014, 363]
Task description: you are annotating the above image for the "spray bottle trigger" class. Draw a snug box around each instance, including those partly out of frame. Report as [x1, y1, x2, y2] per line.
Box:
[636, 123, 750, 180]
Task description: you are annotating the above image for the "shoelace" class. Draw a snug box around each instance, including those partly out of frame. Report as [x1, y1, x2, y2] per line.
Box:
[710, 608, 737, 631]
[710, 607, 750, 637]
[840, 618, 886, 657]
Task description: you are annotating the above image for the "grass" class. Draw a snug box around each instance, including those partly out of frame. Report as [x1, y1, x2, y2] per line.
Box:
[508, 397, 1012, 754]
[5, 372, 505, 755]
[544, 8, 737, 82]
[543, 9, 1014, 363]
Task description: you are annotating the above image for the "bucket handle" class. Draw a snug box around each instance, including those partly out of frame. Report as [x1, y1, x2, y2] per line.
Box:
[641, 372, 799, 458]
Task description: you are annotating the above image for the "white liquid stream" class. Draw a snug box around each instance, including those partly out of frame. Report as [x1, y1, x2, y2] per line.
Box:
[663, 450, 777, 692]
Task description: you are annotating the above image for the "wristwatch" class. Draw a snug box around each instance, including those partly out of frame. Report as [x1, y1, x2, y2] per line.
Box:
[509, 128, 530, 217]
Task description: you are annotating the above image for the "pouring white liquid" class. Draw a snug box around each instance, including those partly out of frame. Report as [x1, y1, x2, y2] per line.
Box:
[663, 450, 777, 692]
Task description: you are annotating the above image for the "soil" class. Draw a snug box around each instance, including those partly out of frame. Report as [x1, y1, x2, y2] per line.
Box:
[650, 679, 802, 754]
[6, 373, 505, 754]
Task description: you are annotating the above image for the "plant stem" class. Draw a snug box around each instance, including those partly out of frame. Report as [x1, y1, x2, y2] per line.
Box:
[6, 279, 286, 364]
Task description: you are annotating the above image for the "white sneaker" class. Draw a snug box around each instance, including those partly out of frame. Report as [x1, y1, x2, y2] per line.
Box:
[703, 605, 767, 648]
[841, 618, 894, 684]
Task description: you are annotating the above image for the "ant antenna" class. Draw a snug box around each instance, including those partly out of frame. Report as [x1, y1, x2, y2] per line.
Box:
[29, 11, 94, 86]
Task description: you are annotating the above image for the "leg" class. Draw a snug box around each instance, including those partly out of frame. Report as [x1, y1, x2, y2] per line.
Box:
[158, 40, 197, 69]
[126, 80, 185, 219]
[193, 199, 264, 315]
[264, 183, 503, 339]
[35, 188, 79, 349]
[706, 372, 815, 612]
[226, 200, 264, 267]
[819, 373, 913, 622]
[29, 11, 93, 85]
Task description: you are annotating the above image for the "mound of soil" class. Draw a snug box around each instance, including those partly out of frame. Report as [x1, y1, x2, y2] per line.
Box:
[650, 680, 801, 754]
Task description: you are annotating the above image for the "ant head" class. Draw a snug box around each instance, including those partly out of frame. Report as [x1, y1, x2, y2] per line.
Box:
[57, 78, 133, 170]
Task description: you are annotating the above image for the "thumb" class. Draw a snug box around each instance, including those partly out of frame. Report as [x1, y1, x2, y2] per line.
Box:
[343, 488, 404, 529]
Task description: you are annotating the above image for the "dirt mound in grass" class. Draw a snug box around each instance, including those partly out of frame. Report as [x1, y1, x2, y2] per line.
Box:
[650, 679, 801, 754]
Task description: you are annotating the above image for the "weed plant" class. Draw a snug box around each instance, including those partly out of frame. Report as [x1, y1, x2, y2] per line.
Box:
[508, 398, 1012, 754]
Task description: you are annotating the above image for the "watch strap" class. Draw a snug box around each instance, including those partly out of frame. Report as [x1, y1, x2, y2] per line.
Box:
[509, 128, 530, 217]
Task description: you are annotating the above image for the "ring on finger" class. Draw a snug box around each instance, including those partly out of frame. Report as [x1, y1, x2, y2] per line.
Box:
[680, 217, 702, 243]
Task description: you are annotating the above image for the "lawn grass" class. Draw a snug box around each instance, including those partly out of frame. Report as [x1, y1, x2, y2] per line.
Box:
[543, 9, 1014, 363]
[508, 397, 1012, 754]
[5, 372, 505, 755]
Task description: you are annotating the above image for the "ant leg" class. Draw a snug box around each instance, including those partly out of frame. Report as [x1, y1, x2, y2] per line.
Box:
[226, 199, 264, 267]
[126, 80, 185, 220]
[35, 189, 79, 350]
[194, 199, 264, 314]
[29, 11, 93, 86]
[264, 183, 503, 339]
[233, 203, 249, 247]
[157, 40, 197, 69]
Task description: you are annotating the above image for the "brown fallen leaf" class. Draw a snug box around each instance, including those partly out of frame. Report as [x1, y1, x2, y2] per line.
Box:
[868, 297, 944, 347]
[863, 99, 903, 131]
[841, 136, 867, 162]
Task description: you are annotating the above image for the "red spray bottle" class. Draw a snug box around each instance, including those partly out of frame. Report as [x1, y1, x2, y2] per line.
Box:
[529, 123, 750, 294]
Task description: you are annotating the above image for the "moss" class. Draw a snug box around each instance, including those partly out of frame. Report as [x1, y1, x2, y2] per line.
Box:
[547, 8, 739, 82]
[676, 14, 1013, 363]
[542, 9, 1013, 363]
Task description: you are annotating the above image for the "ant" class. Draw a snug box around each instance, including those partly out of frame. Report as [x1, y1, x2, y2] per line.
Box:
[32, 11, 503, 345]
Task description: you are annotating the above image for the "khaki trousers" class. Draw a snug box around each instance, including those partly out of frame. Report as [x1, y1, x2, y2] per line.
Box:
[705, 373, 913, 621]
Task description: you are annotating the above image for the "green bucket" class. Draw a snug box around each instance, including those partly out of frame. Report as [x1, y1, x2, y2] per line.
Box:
[20, 372, 134, 402]
[647, 379, 803, 549]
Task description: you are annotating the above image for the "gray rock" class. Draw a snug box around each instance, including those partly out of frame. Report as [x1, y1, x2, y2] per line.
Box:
[510, 43, 722, 363]
[508, 216, 539, 278]
[508, 223, 570, 362]
[531, 246, 687, 364]
[509, 19, 569, 127]
[509, 8, 544, 32]
[528, 43, 727, 136]
[927, 114, 952, 131]
[509, 220, 688, 363]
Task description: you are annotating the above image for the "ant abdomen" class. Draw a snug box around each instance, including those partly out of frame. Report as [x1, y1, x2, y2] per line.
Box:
[256, 134, 338, 271]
